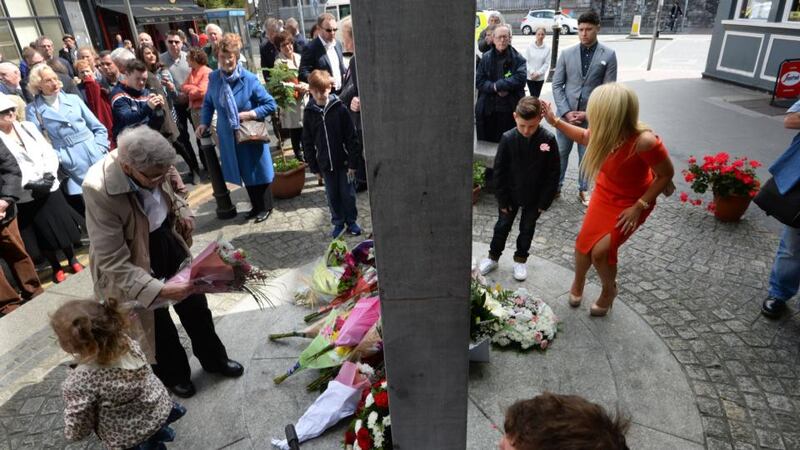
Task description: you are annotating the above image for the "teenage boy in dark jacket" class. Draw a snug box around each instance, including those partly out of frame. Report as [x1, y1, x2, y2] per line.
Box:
[479, 96, 560, 281]
[303, 69, 362, 238]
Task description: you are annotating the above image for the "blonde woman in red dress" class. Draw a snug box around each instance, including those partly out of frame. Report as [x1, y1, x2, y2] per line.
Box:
[542, 83, 674, 316]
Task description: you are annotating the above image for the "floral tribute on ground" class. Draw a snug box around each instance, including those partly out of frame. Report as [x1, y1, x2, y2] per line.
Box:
[269, 240, 560, 448]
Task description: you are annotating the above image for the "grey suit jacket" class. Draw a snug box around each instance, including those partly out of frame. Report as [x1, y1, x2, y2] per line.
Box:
[552, 42, 617, 118]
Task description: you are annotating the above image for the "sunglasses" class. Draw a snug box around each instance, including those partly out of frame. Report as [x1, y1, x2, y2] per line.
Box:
[0, 108, 15, 115]
[324, 27, 338, 33]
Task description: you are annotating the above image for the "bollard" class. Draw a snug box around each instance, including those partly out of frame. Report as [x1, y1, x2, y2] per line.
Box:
[199, 132, 237, 219]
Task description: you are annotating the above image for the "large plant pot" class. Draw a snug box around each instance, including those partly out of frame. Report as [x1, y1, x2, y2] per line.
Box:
[272, 163, 307, 199]
[472, 185, 482, 205]
[713, 193, 751, 222]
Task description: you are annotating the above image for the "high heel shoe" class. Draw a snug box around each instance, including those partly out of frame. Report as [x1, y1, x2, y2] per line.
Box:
[568, 292, 582, 307]
[590, 283, 618, 317]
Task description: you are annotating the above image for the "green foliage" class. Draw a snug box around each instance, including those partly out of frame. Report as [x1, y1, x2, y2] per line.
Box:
[470, 280, 498, 341]
[273, 156, 302, 173]
[196, 0, 245, 8]
[473, 161, 487, 188]
[265, 62, 298, 111]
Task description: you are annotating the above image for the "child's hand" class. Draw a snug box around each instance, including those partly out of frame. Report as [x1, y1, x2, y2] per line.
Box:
[500, 207, 510, 214]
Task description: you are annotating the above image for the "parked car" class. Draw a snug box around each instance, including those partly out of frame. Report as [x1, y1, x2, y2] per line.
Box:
[520, 10, 578, 35]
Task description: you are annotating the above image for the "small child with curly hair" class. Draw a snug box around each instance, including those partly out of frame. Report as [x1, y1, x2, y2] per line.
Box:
[51, 299, 186, 450]
[500, 392, 630, 450]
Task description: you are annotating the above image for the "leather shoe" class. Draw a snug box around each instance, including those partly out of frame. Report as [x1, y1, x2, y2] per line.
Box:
[761, 297, 787, 319]
[169, 382, 196, 398]
[254, 210, 271, 223]
[207, 359, 244, 378]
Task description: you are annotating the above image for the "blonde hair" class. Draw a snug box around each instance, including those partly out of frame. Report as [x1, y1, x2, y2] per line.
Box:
[218, 33, 242, 56]
[50, 298, 130, 365]
[27, 64, 62, 96]
[581, 83, 649, 182]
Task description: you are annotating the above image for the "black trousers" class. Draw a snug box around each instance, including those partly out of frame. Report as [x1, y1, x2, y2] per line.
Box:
[245, 183, 273, 213]
[489, 206, 541, 263]
[284, 128, 304, 162]
[476, 110, 516, 143]
[149, 222, 228, 386]
[175, 103, 205, 172]
[527, 80, 545, 98]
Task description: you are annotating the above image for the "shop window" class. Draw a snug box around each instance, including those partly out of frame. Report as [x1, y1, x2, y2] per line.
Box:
[12, 19, 39, 49]
[785, 0, 800, 22]
[31, 0, 57, 16]
[4, 0, 33, 18]
[737, 0, 772, 19]
[0, 21, 20, 63]
[38, 18, 63, 42]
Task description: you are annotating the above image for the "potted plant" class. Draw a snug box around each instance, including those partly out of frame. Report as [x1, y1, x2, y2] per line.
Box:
[472, 161, 486, 205]
[266, 63, 307, 199]
[681, 152, 762, 222]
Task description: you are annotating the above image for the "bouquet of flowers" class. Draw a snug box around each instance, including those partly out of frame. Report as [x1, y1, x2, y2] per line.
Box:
[488, 288, 559, 350]
[343, 377, 392, 450]
[681, 152, 762, 210]
[150, 236, 273, 309]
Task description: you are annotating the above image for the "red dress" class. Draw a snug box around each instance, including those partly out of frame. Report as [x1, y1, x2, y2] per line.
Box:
[575, 134, 669, 264]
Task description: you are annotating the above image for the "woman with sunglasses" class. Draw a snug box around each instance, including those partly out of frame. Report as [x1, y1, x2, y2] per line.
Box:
[0, 94, 84, 283]
[25, 64, 109, 217]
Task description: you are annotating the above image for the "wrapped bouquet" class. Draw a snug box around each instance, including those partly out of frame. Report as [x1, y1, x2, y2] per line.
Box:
[344, 376, 392, 450]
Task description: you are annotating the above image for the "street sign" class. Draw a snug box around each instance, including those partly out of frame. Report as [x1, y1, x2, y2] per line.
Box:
[772, 59, 800, 105]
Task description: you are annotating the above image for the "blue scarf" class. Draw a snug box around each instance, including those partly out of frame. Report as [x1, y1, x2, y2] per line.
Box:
[220, 64, 242, 131]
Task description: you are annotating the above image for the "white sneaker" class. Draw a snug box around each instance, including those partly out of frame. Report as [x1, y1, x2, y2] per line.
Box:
[478, 258, 498, 275]
[513, 262, 527, 281]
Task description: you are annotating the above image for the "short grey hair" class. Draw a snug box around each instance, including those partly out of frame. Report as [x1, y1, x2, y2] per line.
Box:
[206, 23, 223, 35]
[534, 25, 548, 34]
[488, 11, 505, 23]
[493, 24, 512, 37]
[117, 127, 176, 170]
[110, 48, 134, 69]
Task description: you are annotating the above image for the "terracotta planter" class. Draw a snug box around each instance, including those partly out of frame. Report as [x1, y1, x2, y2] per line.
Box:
[713, 193, 751, 222]
[272, 163, 307, 199]
[472, 185, 482, 205]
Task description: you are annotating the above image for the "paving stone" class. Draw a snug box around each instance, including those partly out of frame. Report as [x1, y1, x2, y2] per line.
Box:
[756, 428, 786, 449]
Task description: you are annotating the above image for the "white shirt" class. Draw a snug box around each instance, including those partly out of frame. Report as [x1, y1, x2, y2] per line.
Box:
[0, 121, 60, 203]
[525, 41, 552, 81]
[321, 36, 342, 90]
[135, 185, 169, 232]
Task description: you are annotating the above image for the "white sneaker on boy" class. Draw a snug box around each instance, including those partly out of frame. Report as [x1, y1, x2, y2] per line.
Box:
[478, 258, 498, 276]
[513, 262, 528, 281]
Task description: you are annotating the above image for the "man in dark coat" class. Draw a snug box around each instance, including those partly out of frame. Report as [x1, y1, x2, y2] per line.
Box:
[59, 34, 78, 66]
[478, 97, 560, 282]
[299, 13, 345, 93]
[260, 18, 281, 82]
[0, 140, 42, 315]
[286, 18, 307, 55]
[475, 24, 527, 143]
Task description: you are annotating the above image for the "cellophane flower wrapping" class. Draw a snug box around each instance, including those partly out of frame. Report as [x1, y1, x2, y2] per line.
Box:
[335, 296, 381, 347]
[270, 362, 369, 450]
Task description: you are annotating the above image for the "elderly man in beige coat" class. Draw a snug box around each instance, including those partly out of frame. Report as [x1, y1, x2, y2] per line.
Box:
[82, 126, 243, 399]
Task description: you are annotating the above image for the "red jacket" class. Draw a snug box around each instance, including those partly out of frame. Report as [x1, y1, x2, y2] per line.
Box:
[81, 77, 114, 148]
[180, 65, 212, 110]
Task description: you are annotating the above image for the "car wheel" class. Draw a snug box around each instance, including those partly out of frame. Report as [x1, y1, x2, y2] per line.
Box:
[522, 26, 532, 35]
[562, 24, 570, 35]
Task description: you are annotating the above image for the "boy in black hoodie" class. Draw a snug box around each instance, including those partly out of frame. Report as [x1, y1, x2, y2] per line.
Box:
[478, 96, 560, 281]
[303, 70, 362, 238]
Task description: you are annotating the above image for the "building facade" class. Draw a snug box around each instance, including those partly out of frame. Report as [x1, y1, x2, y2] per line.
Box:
[0, 0, 75, 63]
[704, 0, 800, 91]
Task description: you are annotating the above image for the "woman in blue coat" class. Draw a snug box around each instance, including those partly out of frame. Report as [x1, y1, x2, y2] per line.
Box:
[196, 33, 277, 223]
[26, 64, 109, 216]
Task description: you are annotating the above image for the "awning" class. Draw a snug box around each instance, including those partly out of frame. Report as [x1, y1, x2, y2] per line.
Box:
[100, 3, 205, 25]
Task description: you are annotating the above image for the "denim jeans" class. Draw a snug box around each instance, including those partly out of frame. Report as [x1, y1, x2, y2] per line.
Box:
[768, 225, 800, 302]
[322, 169, 358, 227]
[489, 206, 541, 263]
[556, 124, 588, 192]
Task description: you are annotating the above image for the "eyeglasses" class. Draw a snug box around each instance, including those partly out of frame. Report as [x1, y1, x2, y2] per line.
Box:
[324, 28, 338, 33]
[0, 108, 15, 116]
[133, 166, 168, 183]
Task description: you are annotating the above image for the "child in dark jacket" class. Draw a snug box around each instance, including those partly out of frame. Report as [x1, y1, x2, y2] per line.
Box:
[478, 96, 560, 281]
[303, 69, 363, 238]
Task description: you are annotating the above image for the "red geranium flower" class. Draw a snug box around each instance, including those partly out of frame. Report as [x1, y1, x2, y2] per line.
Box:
[750, 160, 762, 168]
[374, 391, 389, 409]
[345, 430, 356, 445]
[680, 192, 689, 203]
[714, 152, 729, 163]
[692, 199, 702, 206]
[687, 156, 697, 164]
[732, 159, 744, 168]
[684, 172, 695, 182]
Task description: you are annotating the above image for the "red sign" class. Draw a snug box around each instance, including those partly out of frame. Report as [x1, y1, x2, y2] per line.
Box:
[775, 59, 800, 99]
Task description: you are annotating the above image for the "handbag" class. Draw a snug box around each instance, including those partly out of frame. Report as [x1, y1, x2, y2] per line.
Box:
[754, 176, 800, 227]
[236, 119, 271, 144]
[24, 173, 55, 199]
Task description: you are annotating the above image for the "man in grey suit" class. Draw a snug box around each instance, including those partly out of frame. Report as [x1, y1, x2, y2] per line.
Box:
[552, 11, 617, 206]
